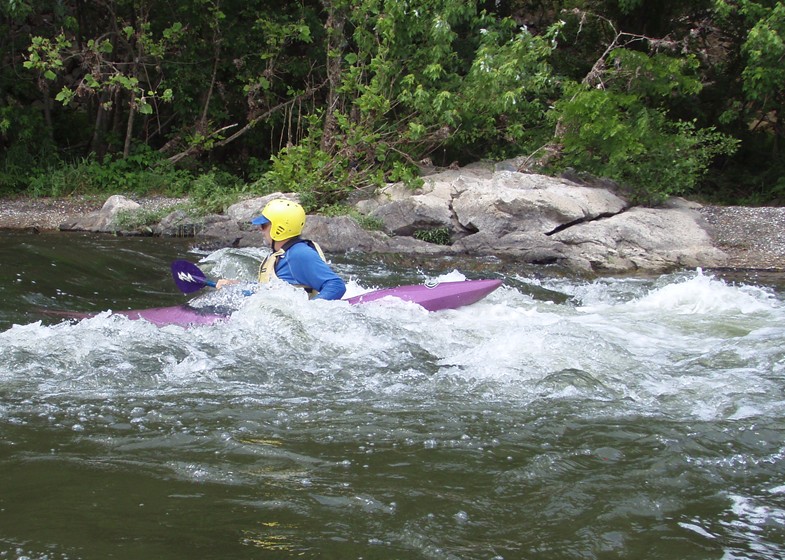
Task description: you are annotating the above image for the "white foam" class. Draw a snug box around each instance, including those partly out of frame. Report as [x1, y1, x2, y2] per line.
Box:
[628, 271, 777, 315]
[3, 262, 785, 422]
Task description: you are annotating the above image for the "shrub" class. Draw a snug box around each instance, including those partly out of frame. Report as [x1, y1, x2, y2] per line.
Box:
[551, 83, 738, 205]
[25, 147, 194, 197]
[413, 227, 451, 245]
[187, 169, 248, 214]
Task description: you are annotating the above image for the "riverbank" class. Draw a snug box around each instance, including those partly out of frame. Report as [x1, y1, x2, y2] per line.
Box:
[2, 194, 785, 272]
[0, 196, 183, 231]
[700, 206, 785, 271]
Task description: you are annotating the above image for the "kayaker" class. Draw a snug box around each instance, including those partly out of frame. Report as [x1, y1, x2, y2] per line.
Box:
[215, 198, 346, 300]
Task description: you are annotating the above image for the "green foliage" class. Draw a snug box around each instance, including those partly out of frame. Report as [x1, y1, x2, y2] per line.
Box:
[29, 20, 184, 115]
[319, 204, 384, 231]
[253, 113, 423, 211]
[413, 227, 452, 245]
[342, 4, 556, 164]
[552, 82, 738, 204]
[713, 0, 785, 116]
[446, 18, 557, 157]
[113, 204, 190, 233]
[3, 0, 783, 207]
[608, 49, 702, 99]
[740, 2, 785, 108]
[0, 106, 59, 194]
[550, 46, 739, 204]
[23, 34, 71, 79]
[254, 135, 350, 212]
[25, 147, 193, 197]
[187, 170, 248, 215]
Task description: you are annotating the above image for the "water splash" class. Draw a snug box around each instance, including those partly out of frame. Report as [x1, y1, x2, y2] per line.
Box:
[2, 265, 784, 426]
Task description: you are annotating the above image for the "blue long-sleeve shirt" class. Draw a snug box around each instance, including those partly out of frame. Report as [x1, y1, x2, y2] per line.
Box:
[274, 242, 346, 300]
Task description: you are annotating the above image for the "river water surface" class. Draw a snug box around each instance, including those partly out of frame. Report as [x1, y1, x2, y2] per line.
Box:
[1, 232, 784, 559]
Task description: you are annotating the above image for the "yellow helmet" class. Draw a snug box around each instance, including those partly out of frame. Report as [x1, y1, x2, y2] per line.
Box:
[251, 198, 306, 241]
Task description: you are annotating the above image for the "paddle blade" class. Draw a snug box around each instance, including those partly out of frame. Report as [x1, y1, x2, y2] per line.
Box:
[171, 260, 215, 294]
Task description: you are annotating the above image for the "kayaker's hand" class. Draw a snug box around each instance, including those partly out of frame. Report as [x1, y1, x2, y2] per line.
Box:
[216, 279, 240, 290]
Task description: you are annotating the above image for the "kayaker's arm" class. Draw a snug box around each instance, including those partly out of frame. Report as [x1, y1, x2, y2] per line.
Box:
[216, 279, 240, 290]
[313, 276, 347, 300]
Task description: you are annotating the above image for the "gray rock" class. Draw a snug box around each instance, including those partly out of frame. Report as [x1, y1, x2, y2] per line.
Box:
[351, 168, 726, 273]
[303, 215, 389, 253]
[452, 174, 628, 236]
[60, 195, 141, 233]
[225, 192, 300, 223]
[551, 206, 727, 272]
[369, 195, 454, 236]
[154, 210, 202, 237]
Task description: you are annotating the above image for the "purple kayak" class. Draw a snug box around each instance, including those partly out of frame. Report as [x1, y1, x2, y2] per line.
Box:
[43, 279, 503, 328]
[344, 279, 503, 312]
[40, 305, 228, 328]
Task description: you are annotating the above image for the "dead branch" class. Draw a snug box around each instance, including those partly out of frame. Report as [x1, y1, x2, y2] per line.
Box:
[166, 80, 327, 164]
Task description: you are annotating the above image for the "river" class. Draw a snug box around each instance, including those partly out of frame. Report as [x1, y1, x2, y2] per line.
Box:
[1, 231, 784, 559]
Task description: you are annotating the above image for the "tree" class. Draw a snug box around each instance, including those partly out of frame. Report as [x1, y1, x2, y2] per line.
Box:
[715, 0, 784, 154]
[4, 0, 781, 205]
[262, 0, 557, 208]
[548, 10, 738, 204]
[22, 0, 184, 158]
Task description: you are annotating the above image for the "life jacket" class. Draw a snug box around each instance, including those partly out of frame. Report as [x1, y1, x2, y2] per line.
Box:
[257, 237, 327, 299]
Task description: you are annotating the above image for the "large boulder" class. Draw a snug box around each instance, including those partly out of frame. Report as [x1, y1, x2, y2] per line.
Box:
[353, 168, 726, 273]
[303, 215, 389, 253]
[60, 195, 142, 233]
[367, 195, 453, 236]
[551, 202, 728, 272]
[154, 209, 202, 237]
[356, 167, 495, 236]
[452, 230, 568, 265]
[451, 172, 628, 236]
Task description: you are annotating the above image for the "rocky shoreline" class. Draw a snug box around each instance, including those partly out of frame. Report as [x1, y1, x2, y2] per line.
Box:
[2, 175, 785, 274]
[0, 195, 182, 231]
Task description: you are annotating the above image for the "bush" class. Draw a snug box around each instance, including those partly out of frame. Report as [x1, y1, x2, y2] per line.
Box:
[25, 146, 194, 197]
[254, 140, 349, 212]
[252, 113, 424, 212]
[413, 227, 451, 245]
[550, 84, 738, 205]
[187, 170, 248, 214]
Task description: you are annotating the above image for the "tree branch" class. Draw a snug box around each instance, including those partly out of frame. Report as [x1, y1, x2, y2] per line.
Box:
[165, 80, 327, 164]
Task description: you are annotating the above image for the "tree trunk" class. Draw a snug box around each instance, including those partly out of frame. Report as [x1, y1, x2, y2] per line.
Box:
[123, 93, 135, 158]
[321, 2, 347, 154]
[90, 91, 109, 157]
[40, 79, 53, 141]
[199, 38, 221, 135]
[123, 34, 142, 158]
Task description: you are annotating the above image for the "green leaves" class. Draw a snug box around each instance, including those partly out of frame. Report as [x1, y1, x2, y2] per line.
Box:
[137, 100, 153, 115]
[54, 87, 74, 104]
[23, 34, 70, 76]
[609, 49, 702, 98]
[741, 2, 785, 105]
[23, 15, 184, 130]
[6, 0, 779, 205]
[552, 82, 738, 204]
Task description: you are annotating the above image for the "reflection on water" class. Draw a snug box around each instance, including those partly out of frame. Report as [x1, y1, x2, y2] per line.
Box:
[1, 232, 785, 559]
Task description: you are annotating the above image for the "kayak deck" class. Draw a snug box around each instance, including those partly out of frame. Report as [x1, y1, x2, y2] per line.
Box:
[345, 279, 503, 312]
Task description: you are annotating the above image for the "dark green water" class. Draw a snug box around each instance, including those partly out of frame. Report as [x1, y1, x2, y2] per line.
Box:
[1, 232, 784, 559]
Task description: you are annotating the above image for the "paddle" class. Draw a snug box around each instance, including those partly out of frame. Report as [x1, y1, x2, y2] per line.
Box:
[171, 260, 216, 294]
